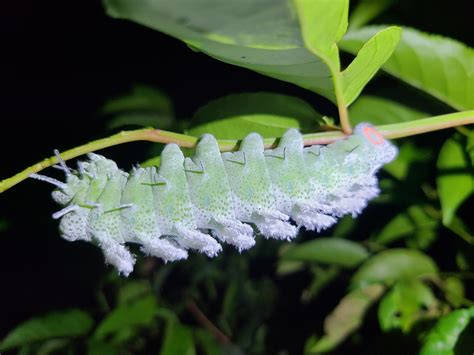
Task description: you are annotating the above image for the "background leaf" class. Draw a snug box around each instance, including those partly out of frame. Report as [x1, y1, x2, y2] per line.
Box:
[437, 135, 473, 225]
[306, 284, 384, 353]
[381, 141, 431, 180]
[191, 92, 323, 130]
[351, 249, 438, 289]
[93, 295, 159, 340]
[186, 115, 302, 140]
[281, 237, 369, 268]
[420, 307, 474, 355]
[349, 95, 427, 126]
[101, 84, 174, 129]
[0, 310, 94, 351]
[161, 321, 195, 355]
[187, 92, 323, 139]
[348, 0, 394, 29]
[375, 205, 438, 248]
[378, 279, 437, 332]
[340, 26, 474, 110]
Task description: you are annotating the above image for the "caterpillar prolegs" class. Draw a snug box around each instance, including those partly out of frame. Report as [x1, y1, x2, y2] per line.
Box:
[32, 123, 398, 276]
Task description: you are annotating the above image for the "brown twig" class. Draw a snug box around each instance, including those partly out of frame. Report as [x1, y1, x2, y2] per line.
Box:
[186, 298, 231, 345]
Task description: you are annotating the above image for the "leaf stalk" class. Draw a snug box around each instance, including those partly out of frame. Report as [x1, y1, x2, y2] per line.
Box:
[1, 111, 473, 193]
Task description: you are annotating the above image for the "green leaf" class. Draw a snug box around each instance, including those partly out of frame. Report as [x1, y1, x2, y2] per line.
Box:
[187, 92, 322, 139]
[445, 215, 474, 245]
[38, 339, 73, 355]
[378, 279, 437, 333]
[103, 0, 339, 102]
[276, 260, 305, 276]
[101, 84, 174, 129]
[193, 329, 222, 355]
[293, 0, 348, 67]
[349, 95, 427, 126]
[301, 266, 341, 302]
[443, 276, 466, 308]
[420, 307, 474, 355]
[141, 155, 161, 168]
[375, 205, 438, 248]
[187, 116, 302, 140]
[340, 26, 474, 110]
[306, 284, 384, 353]
[342, 26, 401, 105]
[191, 92, 323, 130]
[0, 309, 94, 351]
[116, 280, 152, 306]
[161, 321, 195, 355]
[281, 237, 369, 268]
[437, 135, 473, 225]
[348, 0, 394, 29]
[87, 340, 120, 355]
[351, 248, 438, 289]
[93, 295, 159, 340]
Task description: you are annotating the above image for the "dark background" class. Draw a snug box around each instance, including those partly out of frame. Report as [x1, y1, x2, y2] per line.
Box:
[0, 0, 472, 342]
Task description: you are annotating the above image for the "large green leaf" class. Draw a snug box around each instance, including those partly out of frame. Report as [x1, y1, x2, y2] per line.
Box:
[293, 0, 348, 67]
[351, 248, 438, 289]
[0, 310, 94, 351]
[437, 135, 473, 225]
[281, 237, 369, 268]
[341, 26, 401, 105]
[306, 284, 384, 353]
[104, 0, 402, 108]
[103, 0, 337, 101]
[340, 26, 474, 110]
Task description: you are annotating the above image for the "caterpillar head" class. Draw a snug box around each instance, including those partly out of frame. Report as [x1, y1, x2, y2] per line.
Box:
[353, 123, 398, 166]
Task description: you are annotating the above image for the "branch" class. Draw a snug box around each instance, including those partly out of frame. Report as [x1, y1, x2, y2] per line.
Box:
[1, 111, 473, 193]
[186, 299, 231, 345]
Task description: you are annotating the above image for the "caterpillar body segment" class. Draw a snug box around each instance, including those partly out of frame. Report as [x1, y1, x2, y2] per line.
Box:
[222, 132, 298, 240]
[33, 123, 398, 275]
[184, 134, 255, 250]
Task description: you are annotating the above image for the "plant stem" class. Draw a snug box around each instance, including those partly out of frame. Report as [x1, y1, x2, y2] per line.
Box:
[333, 72, 352, 135]
[186, 299, 231, 345]
[0, 111, 473, 194]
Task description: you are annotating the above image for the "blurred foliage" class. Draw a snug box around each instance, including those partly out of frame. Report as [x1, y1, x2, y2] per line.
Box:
[1, 0, 473, 354]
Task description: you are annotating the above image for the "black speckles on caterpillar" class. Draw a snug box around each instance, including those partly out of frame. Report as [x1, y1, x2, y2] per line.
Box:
[31, 123, 398, 276]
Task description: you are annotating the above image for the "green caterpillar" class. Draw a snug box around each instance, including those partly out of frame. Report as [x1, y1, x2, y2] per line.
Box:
[31, 123, 398, 276]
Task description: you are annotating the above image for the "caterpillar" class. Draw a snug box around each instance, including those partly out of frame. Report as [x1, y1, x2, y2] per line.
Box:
[31, 123, 398, 276]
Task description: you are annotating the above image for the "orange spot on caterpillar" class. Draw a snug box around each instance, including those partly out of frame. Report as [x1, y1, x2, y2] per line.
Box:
[363, 126, 384, 145]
